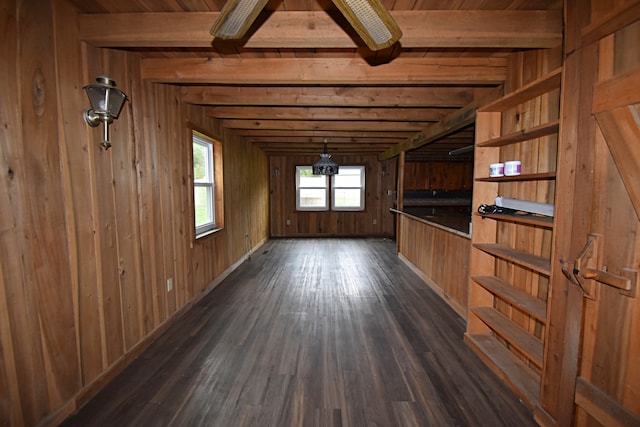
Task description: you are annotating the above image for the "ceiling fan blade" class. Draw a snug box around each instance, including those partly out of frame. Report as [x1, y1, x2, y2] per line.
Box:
[210, 0, 269, 40]
[330, 0, 402, 51]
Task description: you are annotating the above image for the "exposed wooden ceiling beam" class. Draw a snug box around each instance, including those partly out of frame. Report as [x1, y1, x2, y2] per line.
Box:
[141, 57, 507, 84]
[235, 129, 417, 138]
[379, 85, 504, 160]
[259, 147, 385, 154]
[182, 86, 489, 107]
[246, 136, 405, 144]
[79, 11, 562, 49]
[247, 134, 474, 146]
[221, 119, 429, 132]
[255, 142, 391, 152]
[207, 106, 453, 122]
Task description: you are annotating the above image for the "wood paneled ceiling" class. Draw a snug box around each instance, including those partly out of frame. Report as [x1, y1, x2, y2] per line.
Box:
[71, 0, 562, 160]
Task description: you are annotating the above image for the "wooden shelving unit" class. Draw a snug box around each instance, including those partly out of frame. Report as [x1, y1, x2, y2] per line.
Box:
[465, 67, 562, 409]
[477, 120, 560, 148]
[475, 171, 556, 182]
[473, 243, 551, 275]
[473, 212, 554, 228]
[472, 276, 547, 322]
[465, 334, 540, 408]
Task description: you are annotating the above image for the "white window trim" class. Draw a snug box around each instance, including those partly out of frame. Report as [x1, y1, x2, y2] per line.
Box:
[296, 166, 329, 211]
[193, 132, 217, 237]
[331, 166, 365, 211]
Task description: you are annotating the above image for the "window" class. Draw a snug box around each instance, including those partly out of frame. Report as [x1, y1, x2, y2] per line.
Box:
[192, 131, 223, 237]
[296, 166, 328, 210]
[296, 165, 365, 211]
[332, 166, 365, 211]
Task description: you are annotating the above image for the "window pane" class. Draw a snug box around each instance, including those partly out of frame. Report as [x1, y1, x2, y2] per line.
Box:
[333, 189, 361, 208]
[193, 142, 212, 183]
[299, 189, 327, 208]
[333, 167, 362, 187]
[299, 167, 327, 188]
[194, 186, 213, 227]
[193, 130, 222, 237]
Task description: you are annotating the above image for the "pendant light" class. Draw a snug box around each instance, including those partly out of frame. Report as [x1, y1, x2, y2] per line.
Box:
[312, 139, 339, 175]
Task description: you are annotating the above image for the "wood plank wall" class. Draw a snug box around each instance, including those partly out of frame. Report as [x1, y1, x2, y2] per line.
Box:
[403, 160, 473, 191]
[397, 215, 470, 318]
[392, 153, 473, 317]
[269, 155, 397, 237]
[0, 2, 269, 425]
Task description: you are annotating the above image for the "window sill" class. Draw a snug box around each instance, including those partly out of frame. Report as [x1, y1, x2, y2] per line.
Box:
[195, 227, 223, 240]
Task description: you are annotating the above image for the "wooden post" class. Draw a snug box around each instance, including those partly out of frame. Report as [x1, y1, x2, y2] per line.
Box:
[536, 0, 595, 424]
[396, 150, 405, 253]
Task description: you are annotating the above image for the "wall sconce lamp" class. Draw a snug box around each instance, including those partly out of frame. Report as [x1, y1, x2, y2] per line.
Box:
[83, 75, 128, 150]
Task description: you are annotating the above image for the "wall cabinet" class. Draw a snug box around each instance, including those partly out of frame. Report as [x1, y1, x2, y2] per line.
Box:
[465, 68, 562, 408]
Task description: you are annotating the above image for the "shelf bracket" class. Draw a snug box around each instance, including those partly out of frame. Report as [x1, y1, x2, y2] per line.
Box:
[561, 234, 638, 299]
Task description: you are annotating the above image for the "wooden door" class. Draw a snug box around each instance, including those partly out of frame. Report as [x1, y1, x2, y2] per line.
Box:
[572, 41, 640, 427]
[538, 2, 640, 426]
[571, 87, 640, 427]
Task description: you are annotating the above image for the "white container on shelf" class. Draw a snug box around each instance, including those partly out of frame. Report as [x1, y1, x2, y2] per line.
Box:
[489, 163, 504, 177]
[504, 160, 521, 176]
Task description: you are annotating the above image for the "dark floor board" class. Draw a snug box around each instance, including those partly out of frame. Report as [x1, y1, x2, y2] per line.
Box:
[61, 238, 536, 427]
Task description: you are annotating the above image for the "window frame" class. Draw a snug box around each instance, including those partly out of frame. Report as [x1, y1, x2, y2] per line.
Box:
[331, 166, 366, 211]
[192, 130, 224, 239]
[295, 165, 365, 212]
[296, 166, 329, 211]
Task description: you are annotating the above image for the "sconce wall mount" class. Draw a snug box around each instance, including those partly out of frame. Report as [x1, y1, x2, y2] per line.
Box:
[83, 75, 128, 150]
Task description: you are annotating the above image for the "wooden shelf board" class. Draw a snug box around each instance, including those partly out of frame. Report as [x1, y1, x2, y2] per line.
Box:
[471, 306, 544, 368]
[472, 275, 547, 322]
[479, 67, 562, 112]
[475, 172, 557, 182]
[477, 120, 560, 148]
[464, 333, 540, 409]
[473, 212, 554, 229]
[473, 243, 551, 276]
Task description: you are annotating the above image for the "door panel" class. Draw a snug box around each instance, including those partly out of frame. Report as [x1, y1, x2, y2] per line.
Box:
[572, 28, 640, 427]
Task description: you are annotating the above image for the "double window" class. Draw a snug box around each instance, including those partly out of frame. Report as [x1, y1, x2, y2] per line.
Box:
[296, 166, 365, 211]
[192, 131, 223, 237]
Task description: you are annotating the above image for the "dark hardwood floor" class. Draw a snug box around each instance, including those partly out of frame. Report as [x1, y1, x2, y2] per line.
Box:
[61, 238, 536, 427]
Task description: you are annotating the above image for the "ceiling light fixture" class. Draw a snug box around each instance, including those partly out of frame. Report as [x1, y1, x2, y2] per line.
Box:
[313, 140, 339, 176]
[210, 0, 401, 50]
[210, 0, 269, 40]
[329, 0, 402, 51]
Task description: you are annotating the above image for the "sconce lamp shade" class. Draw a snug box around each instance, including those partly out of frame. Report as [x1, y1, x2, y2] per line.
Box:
[83, 75, 128, 150]
[313, 141, 339, 175]
[83, 75, 127, 125]
[330, 0, 402, 51]
[210, 0, 269, 39]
